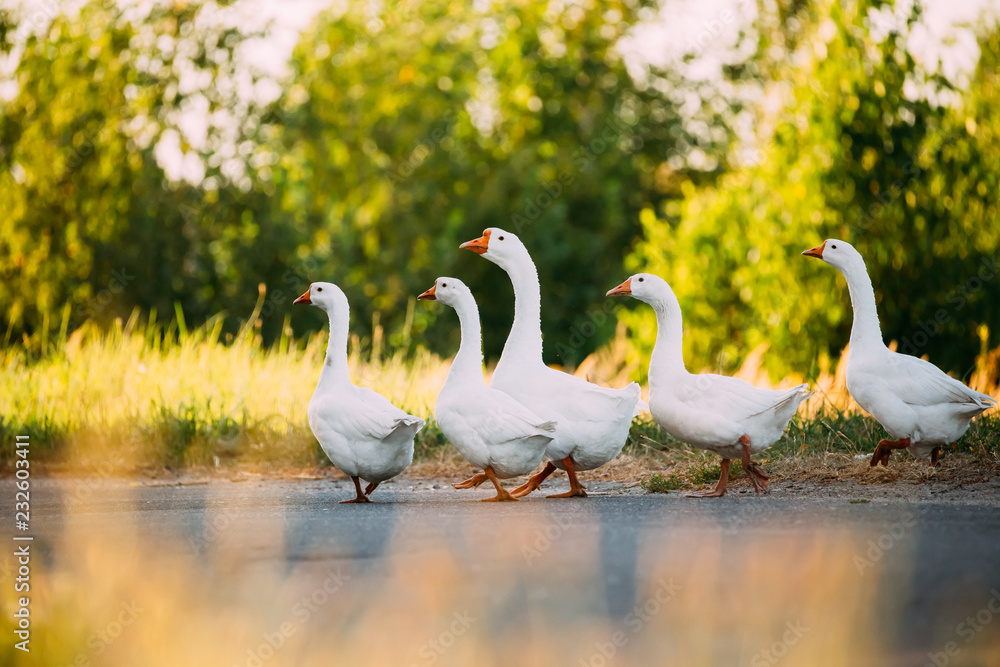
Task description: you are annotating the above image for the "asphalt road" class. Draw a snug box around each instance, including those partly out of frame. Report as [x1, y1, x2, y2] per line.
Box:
[4, 476, 1000, 666]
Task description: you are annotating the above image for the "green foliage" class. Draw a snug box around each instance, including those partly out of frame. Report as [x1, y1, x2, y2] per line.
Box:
[276, 0, 722, 363]
[641, 472, 683, 493]
[2, 0, 730, 365]
[2, 0, 999, 381]
[412, 417, 451, 462]
[622, 0, 1000, 379]
[0, 1, 288, 346]
[690, 462, 724, 485]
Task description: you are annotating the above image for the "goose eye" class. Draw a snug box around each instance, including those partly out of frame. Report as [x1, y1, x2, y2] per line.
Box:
[831, 244, 837, 249]
[498, 235, 504, 241]
[638, 277, 644, 282]
[317, 287, 323, 292]
[441, 282, 447, 287]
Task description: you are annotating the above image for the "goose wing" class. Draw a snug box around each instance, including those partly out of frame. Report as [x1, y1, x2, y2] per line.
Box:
[677, 374, 804, 422]
[883, 352, 995, 409]
[312, 387, 423, 441]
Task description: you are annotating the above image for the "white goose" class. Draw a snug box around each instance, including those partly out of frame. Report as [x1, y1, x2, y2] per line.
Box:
[608, 273, 810, 497]
[460, 228, 642, 498]
[802, 240, 996, 466]
[417, 277, 556, 501]
[294, 282, 424, 503]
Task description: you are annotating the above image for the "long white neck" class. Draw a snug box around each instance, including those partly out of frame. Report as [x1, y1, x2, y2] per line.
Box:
[318, 302, 351, 388]
[841, 259, 885, 352]
[499, 253, 544, 365]
[647, 287, 687, 395]
[445, 295, 486, 387]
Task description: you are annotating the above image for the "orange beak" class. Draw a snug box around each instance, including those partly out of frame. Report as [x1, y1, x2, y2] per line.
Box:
[801, 241, 826, 259]
[459, 229, 491, 255]
[293, 288, 311, 305]
[417, 285, 437, 301]
[606, 278, 632, 297]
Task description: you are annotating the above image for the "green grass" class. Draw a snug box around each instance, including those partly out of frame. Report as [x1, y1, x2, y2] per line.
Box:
[641, 473, 685, 492]
[629, 410, 1000, 493]
[628, 411, 1000, 462]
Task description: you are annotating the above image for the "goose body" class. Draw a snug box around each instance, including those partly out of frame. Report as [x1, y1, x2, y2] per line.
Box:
[803, 240, 995, 465]
[418, 278, 555, 500]
[648, 373, 810, 460]
[460, 228, 642, 497]
[295, 282, 424, 502]
[608, 273, 809, 496]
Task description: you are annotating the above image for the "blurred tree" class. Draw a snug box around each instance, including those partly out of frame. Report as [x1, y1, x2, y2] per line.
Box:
[5, 0, 995, 379]
[1, 0, 730, 364]
[275, 0, 726, 363]
[0, 1, 283, 344]
[622, 0, 1000, 380]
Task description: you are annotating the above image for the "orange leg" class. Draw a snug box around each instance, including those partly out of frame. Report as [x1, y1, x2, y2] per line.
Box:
[930, 447, 941, 467]
[453, 472, 489, 490]
[481, 466, 517, 502]
[340, 476, 373, 504]
[510, 462, 557, 498]
[686, 458, 730, 498]
[547, 457, 588, 498]
[739, 434, 769, 493]
[363, 481, 380, 496]
[870, 438, 910, 467]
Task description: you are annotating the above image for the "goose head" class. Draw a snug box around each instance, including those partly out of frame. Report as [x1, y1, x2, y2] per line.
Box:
[607, 272, 675, 308]
[417, 277, 471, 309]
[459, 228, 529, 270]
[801, 239, 865, 275]
[293, 281, 348, 313]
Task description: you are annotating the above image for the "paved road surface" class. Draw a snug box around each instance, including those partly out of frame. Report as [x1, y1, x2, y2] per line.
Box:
[4, 477, 1000, 666]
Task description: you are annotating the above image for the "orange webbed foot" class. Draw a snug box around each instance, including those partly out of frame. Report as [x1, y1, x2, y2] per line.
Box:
[453, 473, 488, 490]
[684, 458, 730, 499]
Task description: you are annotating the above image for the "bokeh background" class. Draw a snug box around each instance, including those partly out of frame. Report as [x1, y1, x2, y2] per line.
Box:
[2, 7, 1000, 665]
[2, 0, 998, 377]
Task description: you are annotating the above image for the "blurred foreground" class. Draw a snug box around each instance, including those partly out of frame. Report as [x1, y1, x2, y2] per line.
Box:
[2, 478, 1000, 666]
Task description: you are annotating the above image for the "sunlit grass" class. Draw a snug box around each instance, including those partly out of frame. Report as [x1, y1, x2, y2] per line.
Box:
[2, 312, 998, 474]
[0, 309, 449, 471]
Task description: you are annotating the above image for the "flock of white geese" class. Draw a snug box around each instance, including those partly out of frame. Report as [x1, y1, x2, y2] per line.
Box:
[293, 229, 997, 503]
